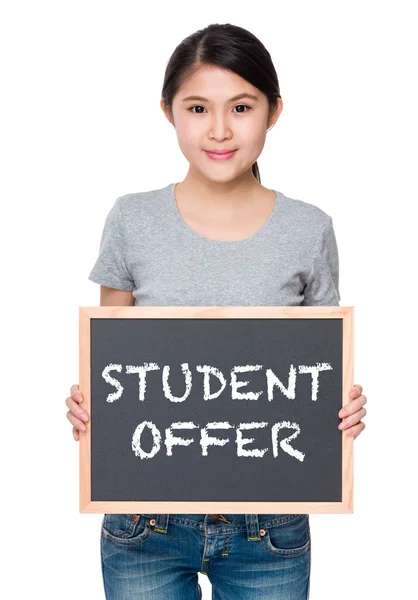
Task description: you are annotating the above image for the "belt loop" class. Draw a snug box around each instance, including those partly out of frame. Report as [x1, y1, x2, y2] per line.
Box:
[153, 514, 169, 534]
[245, 514, 261, 541]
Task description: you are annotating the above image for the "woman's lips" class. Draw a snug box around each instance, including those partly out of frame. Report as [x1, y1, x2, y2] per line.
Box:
[204, 150, 237, 161]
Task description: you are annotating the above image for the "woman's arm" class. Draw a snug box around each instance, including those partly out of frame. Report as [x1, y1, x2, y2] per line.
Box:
[100, 285, 135, 306]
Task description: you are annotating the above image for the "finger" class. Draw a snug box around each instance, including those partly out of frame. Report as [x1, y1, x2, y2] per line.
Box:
[73, 426, 79, 441]
[70, 383, 79, 396]
[344, 421, 366, 438]
[65, 397, 89, 422]
[66, 409, 87, 433]
[349, 384, 363, 398]
[70, 383, 83, 404]
[339, 394, 367, 417]
[339, 407, 367, 429]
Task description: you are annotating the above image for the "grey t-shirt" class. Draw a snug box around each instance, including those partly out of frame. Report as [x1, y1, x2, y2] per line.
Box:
[88, 181, 341, 307]
[88, 181, 340, 519]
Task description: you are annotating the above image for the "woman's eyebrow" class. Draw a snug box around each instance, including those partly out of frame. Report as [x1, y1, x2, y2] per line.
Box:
[180, 93, 259, 103]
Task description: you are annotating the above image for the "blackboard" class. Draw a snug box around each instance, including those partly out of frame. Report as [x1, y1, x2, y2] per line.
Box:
[79, 306, 354, 514]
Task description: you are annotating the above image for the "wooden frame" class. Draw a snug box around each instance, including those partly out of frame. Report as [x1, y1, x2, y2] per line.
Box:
[79, 305, 354, 514]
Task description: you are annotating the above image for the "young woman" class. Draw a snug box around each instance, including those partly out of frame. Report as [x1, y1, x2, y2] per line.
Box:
[66, 23, 367, 600]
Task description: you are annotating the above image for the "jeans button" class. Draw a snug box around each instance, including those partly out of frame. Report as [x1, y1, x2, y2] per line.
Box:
[210, 514, 220, 521]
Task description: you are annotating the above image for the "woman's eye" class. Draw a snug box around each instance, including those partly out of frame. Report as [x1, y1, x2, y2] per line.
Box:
[189, 105, 206, 114]
[233, 104, 250, 113]
[188, 105, 251, 114]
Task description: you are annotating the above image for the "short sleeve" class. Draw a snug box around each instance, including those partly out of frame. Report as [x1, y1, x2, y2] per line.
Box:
[88, 197, 135, 291]
[302, 217, 341, 306]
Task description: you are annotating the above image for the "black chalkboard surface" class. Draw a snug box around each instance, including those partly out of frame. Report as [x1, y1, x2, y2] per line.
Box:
[79, 306, 354, 514]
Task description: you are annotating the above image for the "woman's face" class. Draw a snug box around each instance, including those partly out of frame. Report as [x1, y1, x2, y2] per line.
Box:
[162, 65, 282, 184]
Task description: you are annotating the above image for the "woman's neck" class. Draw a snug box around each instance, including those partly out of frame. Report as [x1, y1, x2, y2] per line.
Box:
[176, 173, 269, 215]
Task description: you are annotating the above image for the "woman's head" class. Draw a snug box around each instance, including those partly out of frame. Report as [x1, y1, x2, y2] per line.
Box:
[160, 23, 283, 185]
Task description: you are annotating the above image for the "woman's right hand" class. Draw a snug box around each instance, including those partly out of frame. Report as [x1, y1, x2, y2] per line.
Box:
[66, 383, 89, 441]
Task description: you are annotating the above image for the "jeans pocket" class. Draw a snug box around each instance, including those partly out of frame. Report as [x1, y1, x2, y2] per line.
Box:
[101, 514, 154, 548]
[260, 514, 311, 558]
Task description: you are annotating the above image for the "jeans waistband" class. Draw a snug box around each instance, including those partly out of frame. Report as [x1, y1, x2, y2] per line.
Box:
[140, 513, 307, 540]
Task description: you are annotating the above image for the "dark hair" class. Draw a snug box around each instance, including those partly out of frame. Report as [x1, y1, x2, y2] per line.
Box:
[161, 23, 281, 184]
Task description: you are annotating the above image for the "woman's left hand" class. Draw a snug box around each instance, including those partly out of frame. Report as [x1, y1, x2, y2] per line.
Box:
[338, 384, 367, 439]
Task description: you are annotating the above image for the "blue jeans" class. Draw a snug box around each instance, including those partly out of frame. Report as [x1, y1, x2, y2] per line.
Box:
[101, 513, 311, 599]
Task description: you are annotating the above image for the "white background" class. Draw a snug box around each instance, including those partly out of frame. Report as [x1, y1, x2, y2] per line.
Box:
[2, 1, 417, 598]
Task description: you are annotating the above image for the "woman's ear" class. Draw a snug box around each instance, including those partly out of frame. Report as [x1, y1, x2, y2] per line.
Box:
[160, 98, 175, 126]
[267, 97, 284, 130]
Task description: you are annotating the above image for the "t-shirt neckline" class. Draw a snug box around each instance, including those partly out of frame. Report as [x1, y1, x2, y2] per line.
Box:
[169, 182, 281, 245]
